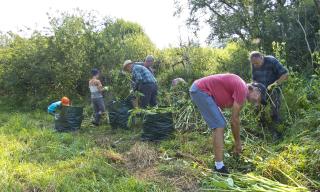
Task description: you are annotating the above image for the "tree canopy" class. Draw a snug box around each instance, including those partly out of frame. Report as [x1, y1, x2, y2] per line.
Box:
[0, 12, 155, 108]
[179, 0, 320, 72]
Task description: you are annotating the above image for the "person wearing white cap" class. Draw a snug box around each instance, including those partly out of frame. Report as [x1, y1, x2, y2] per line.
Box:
[123, 60, 158, 108]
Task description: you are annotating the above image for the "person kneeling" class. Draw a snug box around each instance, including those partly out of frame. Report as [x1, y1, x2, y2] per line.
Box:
[47, 97, 71, 118]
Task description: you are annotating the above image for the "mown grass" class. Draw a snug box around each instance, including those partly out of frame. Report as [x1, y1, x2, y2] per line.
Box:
[0, 100, 319, 191]
[0, 110, 174, 192]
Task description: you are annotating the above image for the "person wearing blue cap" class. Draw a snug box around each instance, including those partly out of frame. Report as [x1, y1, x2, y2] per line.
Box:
[89, 68, 108, 126]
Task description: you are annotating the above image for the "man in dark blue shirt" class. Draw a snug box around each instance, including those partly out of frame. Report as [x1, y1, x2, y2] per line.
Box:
[250, 51, 289, 139]
[133, 55, 155, 75]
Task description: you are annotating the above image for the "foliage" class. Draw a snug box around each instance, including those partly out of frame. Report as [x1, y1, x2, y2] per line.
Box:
[179, 0, 320, 72]
[107, 68, 132, 101]
[0, 5, 319, 192]
[214, 42, 251, 80]
[202, 173, 308, 191]
[170, 84, 208, 131]
[157, 74, 320, 190]
[0, 75, 319, 191]
[156, 46, 214, 87]
[0, 11, 155, 108]
[0, 110, 172, 191]
[157, 41, 251, 90]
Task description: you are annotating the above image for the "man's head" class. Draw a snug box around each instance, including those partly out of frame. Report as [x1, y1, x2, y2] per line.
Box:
[123, 60, 133, 72]
[247, 83, 267, 106]
[61, 96, 70, 106]
[144, 55, 154, 67]
[172, 78, 186, 87]
[250, 51, 264, 68]
[91, 68, 100, 78]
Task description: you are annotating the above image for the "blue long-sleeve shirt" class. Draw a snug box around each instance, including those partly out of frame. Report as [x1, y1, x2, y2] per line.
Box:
[134, 62, 155, 75]
[131, 65, 156, 90]
[48, 101, 61, 114]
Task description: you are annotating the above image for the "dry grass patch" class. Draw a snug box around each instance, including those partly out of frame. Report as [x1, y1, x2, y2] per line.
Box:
[95, 136, 111, 148]
[126, 142, 158, 169]
[133, 167, 160, 180]
[102, 149, 125, 164]
[158, 160, 202, 192]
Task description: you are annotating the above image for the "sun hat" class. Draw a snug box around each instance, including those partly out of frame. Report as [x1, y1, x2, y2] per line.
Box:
[123, 60, 133, 69]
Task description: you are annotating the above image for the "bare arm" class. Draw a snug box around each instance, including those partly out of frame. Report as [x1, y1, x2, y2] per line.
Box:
[96, 80, 104, 92]
[275, 73, 288, 85]
[231, 102, 242, 154]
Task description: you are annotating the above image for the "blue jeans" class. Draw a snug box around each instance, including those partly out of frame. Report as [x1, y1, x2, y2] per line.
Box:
[189, 83, 226, 129]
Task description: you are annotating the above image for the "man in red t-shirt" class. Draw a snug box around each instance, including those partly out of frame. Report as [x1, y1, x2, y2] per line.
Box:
[190, 73, 266, 174]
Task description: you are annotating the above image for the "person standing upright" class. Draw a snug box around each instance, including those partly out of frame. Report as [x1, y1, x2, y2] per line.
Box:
[133, 55, 155, 75]
[89, 68, 107, 126]
[250, 51, 289, 139]
[144, 55, 155, 75]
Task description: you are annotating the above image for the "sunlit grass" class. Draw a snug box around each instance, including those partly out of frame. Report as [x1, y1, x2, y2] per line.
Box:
[0, 105, 319, 191]
[0, 111, 170, 192]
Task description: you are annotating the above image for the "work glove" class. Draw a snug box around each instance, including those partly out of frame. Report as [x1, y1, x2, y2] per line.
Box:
[103, 86, 109, 91]
[267, 82, 278, 90]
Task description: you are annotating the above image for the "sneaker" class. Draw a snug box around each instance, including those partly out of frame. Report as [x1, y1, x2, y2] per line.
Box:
[214, 166, 229, 174]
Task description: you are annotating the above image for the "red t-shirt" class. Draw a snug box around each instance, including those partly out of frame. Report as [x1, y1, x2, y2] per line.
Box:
[195, 74, 248, 108]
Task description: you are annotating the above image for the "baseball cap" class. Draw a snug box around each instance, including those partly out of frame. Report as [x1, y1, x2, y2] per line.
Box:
[123, 60, 133, 69]
[91, 68, 100, 76]
[251, 82, 267, 105]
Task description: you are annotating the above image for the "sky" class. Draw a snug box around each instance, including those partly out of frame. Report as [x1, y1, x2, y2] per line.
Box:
[0, 0, 210, 48]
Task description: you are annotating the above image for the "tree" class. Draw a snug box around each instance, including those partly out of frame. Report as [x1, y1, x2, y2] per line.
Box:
[179, 0, 320, 72]
[0, 11, 156, 107]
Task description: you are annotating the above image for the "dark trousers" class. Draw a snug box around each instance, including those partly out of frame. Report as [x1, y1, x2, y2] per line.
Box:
[138, 83, 158, 108]
[269, 88, 282, 123]
[260, 87, 282, 130]
[92, 97, 106, 124]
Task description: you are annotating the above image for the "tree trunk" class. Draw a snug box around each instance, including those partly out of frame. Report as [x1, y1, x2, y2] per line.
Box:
[315, 0, 320, 16]
[297, 17, 314, 71]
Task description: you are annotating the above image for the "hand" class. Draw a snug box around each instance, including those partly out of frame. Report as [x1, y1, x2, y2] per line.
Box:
[103, 86, 109, 91]
[233, 142, 242, 155]
[267, 82, 278, 90]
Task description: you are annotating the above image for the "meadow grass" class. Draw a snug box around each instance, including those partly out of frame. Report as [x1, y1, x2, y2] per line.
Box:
[0, 111, 173, 192]
[0, 106, 319, 191]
